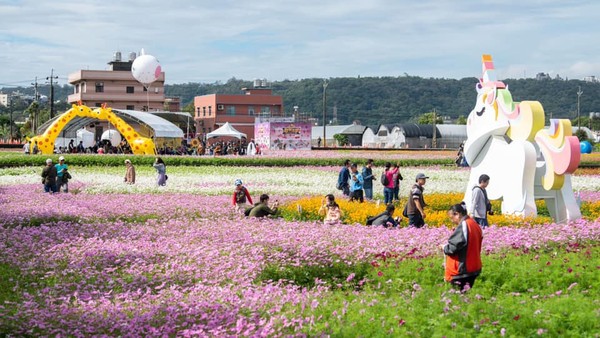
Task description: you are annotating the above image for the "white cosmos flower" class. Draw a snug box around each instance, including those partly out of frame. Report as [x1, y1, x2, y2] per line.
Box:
[1, 165, 598, 196]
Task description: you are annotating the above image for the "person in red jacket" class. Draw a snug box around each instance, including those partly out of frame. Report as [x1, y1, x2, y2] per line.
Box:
[232, 179, 253, 213]
[441, 203, 483, 291]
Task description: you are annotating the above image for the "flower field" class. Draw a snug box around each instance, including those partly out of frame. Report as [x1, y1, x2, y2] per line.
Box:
[1, 163, 599, 336]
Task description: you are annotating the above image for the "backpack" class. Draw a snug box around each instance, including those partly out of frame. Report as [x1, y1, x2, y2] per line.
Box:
[473, 186, 492, 212]
[380, 172, 389, 186]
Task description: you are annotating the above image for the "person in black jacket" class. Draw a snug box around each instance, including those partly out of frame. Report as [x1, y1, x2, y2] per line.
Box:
[41, 158, 58, 193]
[368, 204, 401, 228]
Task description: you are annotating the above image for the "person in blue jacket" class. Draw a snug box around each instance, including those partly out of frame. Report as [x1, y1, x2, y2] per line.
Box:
[349, 163, 364, 202]
[361, 159, 376, 200]
[337, 159, 351, 196]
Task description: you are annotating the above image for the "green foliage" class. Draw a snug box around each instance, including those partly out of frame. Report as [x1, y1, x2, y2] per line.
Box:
[256, 260, 371, 290]
[181, 102, 194, 114]
[289, 245, 600, 337]
[333, 133, 348, 146]
[418, 112, 444, 124]
[0, 152, 455, 168]
[456, 115, 467, 125]
[574, 128, 589, 142]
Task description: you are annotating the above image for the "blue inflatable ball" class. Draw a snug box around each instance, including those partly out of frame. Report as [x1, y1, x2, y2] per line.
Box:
[580, 140, 592, 154]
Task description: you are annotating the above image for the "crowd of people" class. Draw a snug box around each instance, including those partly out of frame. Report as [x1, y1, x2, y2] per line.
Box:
[38, 155, 490, 290]
[26, 136, 261, 157]
[153, 139, 259, 156]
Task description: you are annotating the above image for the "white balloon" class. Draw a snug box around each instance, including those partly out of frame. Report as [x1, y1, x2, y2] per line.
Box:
[101, 129, 122, 145]
[131, 54, 161, 85]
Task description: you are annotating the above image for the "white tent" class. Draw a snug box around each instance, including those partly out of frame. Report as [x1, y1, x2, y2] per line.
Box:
[207, 122, 247, 139]
[77, 129, 95, 148]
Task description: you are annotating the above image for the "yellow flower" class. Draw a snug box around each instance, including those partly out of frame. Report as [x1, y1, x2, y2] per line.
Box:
[280, 192, 595, 227]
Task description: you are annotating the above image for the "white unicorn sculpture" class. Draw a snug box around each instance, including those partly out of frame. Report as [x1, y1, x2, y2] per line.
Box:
[463, 55, 581, 223]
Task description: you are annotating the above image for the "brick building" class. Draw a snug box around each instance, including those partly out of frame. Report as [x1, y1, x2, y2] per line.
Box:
[194, 81, 284, 140]
[67, 52, 165, 111]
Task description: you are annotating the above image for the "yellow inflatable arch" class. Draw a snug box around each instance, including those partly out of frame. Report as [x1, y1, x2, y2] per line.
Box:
[30, 104, 156, 155]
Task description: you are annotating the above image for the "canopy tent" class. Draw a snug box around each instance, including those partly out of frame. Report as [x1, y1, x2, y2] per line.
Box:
[206, 122, 247, 139]
[39, 109, 184, 139]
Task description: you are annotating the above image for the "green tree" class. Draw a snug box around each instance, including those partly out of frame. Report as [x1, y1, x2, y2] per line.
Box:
[333, 133, 348, 146]
[418, 112, 444, 124]
[182, 102, 195, 114]
[574, 128, 589, 142]
[456, 115, 467, 124]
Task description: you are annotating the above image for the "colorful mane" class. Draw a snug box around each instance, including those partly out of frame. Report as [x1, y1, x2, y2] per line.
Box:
[477, 54, 580, 191]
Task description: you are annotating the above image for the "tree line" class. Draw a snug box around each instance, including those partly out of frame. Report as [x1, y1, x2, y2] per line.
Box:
[1, 76, 599, 140]
[163, 76, 600, 127]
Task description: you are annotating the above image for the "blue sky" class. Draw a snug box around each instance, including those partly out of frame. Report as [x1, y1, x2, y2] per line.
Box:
[1, 0, 599, 87]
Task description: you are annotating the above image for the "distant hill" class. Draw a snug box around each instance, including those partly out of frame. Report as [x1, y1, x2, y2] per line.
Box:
[3, 76, 599, 126]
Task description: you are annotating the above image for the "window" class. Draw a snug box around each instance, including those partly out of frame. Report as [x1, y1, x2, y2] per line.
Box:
[82, 82, 86, 93]
[272, 107, 280, 114]
[203, 107, 206, 116]
[154, 88, 159, 94]
[226, 106, 236, 115]
[95, 82, 104, 93]
[95, 103, 102, 107]
[196, 107, 201, 117]
[208, 106, 212, 116]
[261, 106, 271, 114]
[126, 105, 134, 110]
[142, 105, 148, 112]
[126, 86, 134, 93]
[248, 106, 255, 116]
[143, 87, 148, 92]
[75, 84, 80, 94]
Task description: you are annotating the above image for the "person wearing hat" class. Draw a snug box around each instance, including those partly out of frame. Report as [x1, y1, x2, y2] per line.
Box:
[405, 173, 429, 228]
[232, 179, 253, 213]
[124, 159, 136, 184]
[55, 156, 69, 193]
[41, 158, 58, 193]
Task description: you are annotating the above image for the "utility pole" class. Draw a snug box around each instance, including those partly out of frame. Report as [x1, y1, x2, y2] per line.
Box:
[31, 77, 39, 134]
[47, 69, 58, 119]
[432, 108, 437, 148]
[576, 86, 583, 129]
[9, 93, 13, 142]
[322, 79, 328, 148]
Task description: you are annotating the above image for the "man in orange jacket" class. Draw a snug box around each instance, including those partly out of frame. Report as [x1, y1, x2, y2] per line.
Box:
[441, 203, 483, 291]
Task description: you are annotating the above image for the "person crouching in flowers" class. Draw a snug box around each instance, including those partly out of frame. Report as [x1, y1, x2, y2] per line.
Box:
[319, 194, 342, 225]
[232, 179, 253, 213]
[153, 157, 167, 186]
[441, 203, 483, 291]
